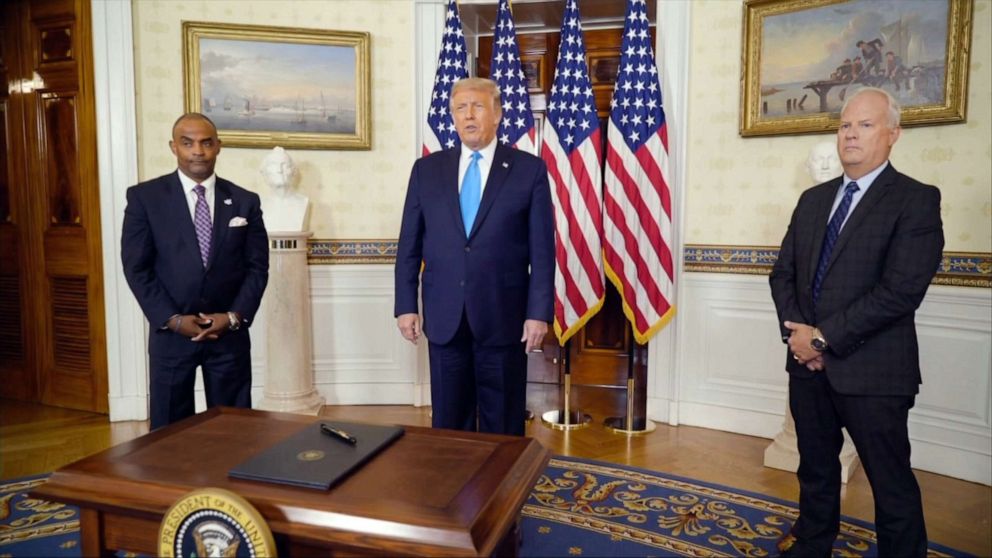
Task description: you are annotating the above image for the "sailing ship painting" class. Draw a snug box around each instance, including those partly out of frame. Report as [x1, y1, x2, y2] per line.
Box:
[196, 37, 358, 134]
[757, 0, 950, 118]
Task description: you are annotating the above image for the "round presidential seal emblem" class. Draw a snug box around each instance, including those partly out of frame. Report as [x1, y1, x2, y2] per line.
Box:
[158, 488, 276, 557]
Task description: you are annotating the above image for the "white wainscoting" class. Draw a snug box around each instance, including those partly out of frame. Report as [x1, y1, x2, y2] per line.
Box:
[671, 273, 992, 485]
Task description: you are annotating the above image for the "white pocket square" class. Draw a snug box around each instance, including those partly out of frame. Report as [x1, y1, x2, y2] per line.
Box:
[229, 216, 248, 227]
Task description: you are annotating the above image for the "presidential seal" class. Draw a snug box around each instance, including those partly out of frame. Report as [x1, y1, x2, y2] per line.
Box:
[158, 487, 276, 557]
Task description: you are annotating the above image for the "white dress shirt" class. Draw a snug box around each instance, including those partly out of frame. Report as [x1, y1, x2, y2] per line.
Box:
[176, 169, 216, 222]
[457, 138, 498, 195]
[831, 160, 889, 231]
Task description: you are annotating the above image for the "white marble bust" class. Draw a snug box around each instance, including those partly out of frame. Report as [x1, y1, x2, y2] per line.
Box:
[261, 146, 310, 232]
[806, 140, 842, 184]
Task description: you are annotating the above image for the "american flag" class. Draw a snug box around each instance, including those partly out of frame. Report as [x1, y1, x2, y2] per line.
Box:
[423, 0, 468, 155]
[488, 0, 536, 154]
[603, 0, 675, 343]
[542, 0, 604, 344]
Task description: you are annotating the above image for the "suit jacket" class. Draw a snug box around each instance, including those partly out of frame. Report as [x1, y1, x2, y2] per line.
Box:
[394, 144, 555, 346]
[769, 163, 943, 396]
[122, 171, 269, 357]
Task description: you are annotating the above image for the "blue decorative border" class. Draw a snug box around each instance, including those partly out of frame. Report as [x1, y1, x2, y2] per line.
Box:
[308, 239, 397, 263]
[305, 240, 990, 288]
[683, 244, 991, 288]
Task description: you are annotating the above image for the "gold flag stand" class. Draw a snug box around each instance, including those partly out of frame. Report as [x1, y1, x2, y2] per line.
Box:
[541, 341, 591, 430]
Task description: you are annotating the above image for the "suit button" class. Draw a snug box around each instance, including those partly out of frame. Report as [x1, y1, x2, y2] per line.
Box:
[465, 246, 471, 252]
[459, 280, 465, 287]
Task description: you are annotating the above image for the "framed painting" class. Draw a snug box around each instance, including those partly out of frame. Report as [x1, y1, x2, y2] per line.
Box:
[740, 0, 973, 137]
[182, 21, 371, 150]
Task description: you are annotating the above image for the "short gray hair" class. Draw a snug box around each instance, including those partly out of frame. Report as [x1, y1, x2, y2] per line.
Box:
[840, 87, 901, 128]
[450, 77, 501, 112]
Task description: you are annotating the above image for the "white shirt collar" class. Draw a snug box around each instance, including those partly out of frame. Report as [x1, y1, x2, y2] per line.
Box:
[176, 169, 217, 194]
[460, 137, 498, 164]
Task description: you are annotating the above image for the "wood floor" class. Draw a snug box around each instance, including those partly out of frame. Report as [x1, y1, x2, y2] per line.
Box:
[1, 393, 989, 556]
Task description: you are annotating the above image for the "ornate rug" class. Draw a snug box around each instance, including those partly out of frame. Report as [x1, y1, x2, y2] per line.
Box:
[0, 458, 969, 557]
[519, 457, 967, 557]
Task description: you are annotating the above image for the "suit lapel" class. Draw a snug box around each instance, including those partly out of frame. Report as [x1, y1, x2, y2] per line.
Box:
[443, 147, 466, 238]
[168, 172, 205, 270]
[469, 144, 512, 239]
[209, 179, 235, 269]
[822, 164, 895, 274]
[806, 178, 840, 284]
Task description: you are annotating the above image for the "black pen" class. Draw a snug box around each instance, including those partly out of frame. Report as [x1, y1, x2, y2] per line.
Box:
[320, 423, 357, 445]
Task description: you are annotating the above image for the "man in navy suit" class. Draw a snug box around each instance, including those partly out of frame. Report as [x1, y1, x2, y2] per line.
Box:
[770, 88, 943, 557]
[395, 78, 554, 436]
[122, 113, 269, 430]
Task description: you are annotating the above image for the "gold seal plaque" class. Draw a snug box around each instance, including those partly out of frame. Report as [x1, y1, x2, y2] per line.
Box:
[159, 487, 276, 557]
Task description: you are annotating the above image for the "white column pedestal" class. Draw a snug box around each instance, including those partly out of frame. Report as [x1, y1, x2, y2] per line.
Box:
[257, 231, 324, 415]
[764, 400, 861, 483]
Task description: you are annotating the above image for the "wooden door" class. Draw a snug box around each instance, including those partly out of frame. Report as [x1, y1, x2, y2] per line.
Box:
[0, 0, 108, 413]
[478, 29, 650, 396]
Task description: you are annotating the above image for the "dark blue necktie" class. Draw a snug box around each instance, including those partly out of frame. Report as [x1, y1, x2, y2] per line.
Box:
[460, 151, 482, 235]
[813, 181, 859, 305]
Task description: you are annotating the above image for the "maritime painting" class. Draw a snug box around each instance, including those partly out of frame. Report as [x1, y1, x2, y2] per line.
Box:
[739, 0, 971, 137]
[201, 39, 356, 134]
[183, 22, 371, 149]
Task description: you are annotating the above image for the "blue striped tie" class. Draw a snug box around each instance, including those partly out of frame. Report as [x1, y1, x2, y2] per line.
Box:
[460, 151, 482, 235]
[813, 181, 859, 305]
[193, 184, 212, 267]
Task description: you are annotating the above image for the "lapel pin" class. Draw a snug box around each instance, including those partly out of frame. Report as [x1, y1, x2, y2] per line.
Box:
[502, 162, 509, 168]
[224, 198, 232, 205]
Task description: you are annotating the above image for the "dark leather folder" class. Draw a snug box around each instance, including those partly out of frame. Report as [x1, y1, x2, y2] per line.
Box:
[229, 421, 404, 490]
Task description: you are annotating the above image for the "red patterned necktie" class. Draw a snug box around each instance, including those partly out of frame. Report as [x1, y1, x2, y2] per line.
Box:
[193, 184, 212, 267]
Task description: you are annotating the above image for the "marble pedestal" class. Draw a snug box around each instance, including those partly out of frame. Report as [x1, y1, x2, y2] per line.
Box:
[257, 231, 324, 414]
[764, 400, 861, 483]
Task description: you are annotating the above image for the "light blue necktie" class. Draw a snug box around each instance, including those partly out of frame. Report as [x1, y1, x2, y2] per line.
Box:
[460, 151, 482, 235]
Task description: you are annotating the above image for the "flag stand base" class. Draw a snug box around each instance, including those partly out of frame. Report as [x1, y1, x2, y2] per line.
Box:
[541, 371, 591, 430]
[603, 377, 655, 435]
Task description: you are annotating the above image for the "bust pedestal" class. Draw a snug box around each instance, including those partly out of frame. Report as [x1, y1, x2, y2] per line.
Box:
[764, 401, 861, 483]
[257, 231, 324, 414]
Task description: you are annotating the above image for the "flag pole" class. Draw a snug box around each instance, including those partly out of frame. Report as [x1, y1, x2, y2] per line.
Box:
[541, 339, 591, 430]
[604, 328, 655, 435]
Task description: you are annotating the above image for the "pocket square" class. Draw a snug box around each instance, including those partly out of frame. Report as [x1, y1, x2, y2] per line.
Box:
[229, 216, 248, 227]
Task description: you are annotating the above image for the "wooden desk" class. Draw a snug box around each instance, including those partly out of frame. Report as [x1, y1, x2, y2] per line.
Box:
[31, 407, 549, 556]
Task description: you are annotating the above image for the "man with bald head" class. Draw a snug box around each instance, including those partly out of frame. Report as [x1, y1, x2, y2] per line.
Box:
[770, 87, 943, 556]
[122, 113, 269, 429]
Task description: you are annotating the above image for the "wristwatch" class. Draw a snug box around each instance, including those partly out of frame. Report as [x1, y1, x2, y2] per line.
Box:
[810, 327, 828, 351]
[227, 311, 241, 331]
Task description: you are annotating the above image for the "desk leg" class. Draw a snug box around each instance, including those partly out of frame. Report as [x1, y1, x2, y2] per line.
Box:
[492, 520, 520, 557]
[79, 508, 112, 557]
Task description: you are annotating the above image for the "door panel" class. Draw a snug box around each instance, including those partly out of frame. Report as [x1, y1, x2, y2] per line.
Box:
[2, 0, 108, 413]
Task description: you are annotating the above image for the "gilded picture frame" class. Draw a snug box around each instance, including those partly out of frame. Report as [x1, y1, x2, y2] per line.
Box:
[182, 21, 371, 150]
[740, 0, 972, 137]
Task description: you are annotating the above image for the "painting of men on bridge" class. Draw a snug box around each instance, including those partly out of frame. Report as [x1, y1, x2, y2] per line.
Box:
[740, 0, 972, 137]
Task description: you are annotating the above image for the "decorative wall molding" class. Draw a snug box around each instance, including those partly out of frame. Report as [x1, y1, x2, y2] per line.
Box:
[308, 239, 398, 264]
[675, 272, 991, 485]
[683, 244, 992, 288]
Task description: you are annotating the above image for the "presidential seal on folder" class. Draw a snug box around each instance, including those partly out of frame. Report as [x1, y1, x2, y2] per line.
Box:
[228, 421, 404, 490]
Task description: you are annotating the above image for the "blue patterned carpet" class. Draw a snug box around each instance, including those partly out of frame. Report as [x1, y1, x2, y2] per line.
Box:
[0, 457, 969, 557]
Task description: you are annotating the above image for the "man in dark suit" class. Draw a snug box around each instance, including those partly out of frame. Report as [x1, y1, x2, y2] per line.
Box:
[770, 87, 943, 557]
[122, 113, 269, 430]
[395, 78, 554, 436]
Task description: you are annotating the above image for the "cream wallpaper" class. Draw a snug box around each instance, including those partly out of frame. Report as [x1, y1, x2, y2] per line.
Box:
[684, 0, 991, 252]
[131, 0, 416, 239]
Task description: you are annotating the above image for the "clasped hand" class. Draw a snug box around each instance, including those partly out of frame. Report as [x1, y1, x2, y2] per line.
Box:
[783, 320, 824, 371]
[172, 312, 231, 342]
